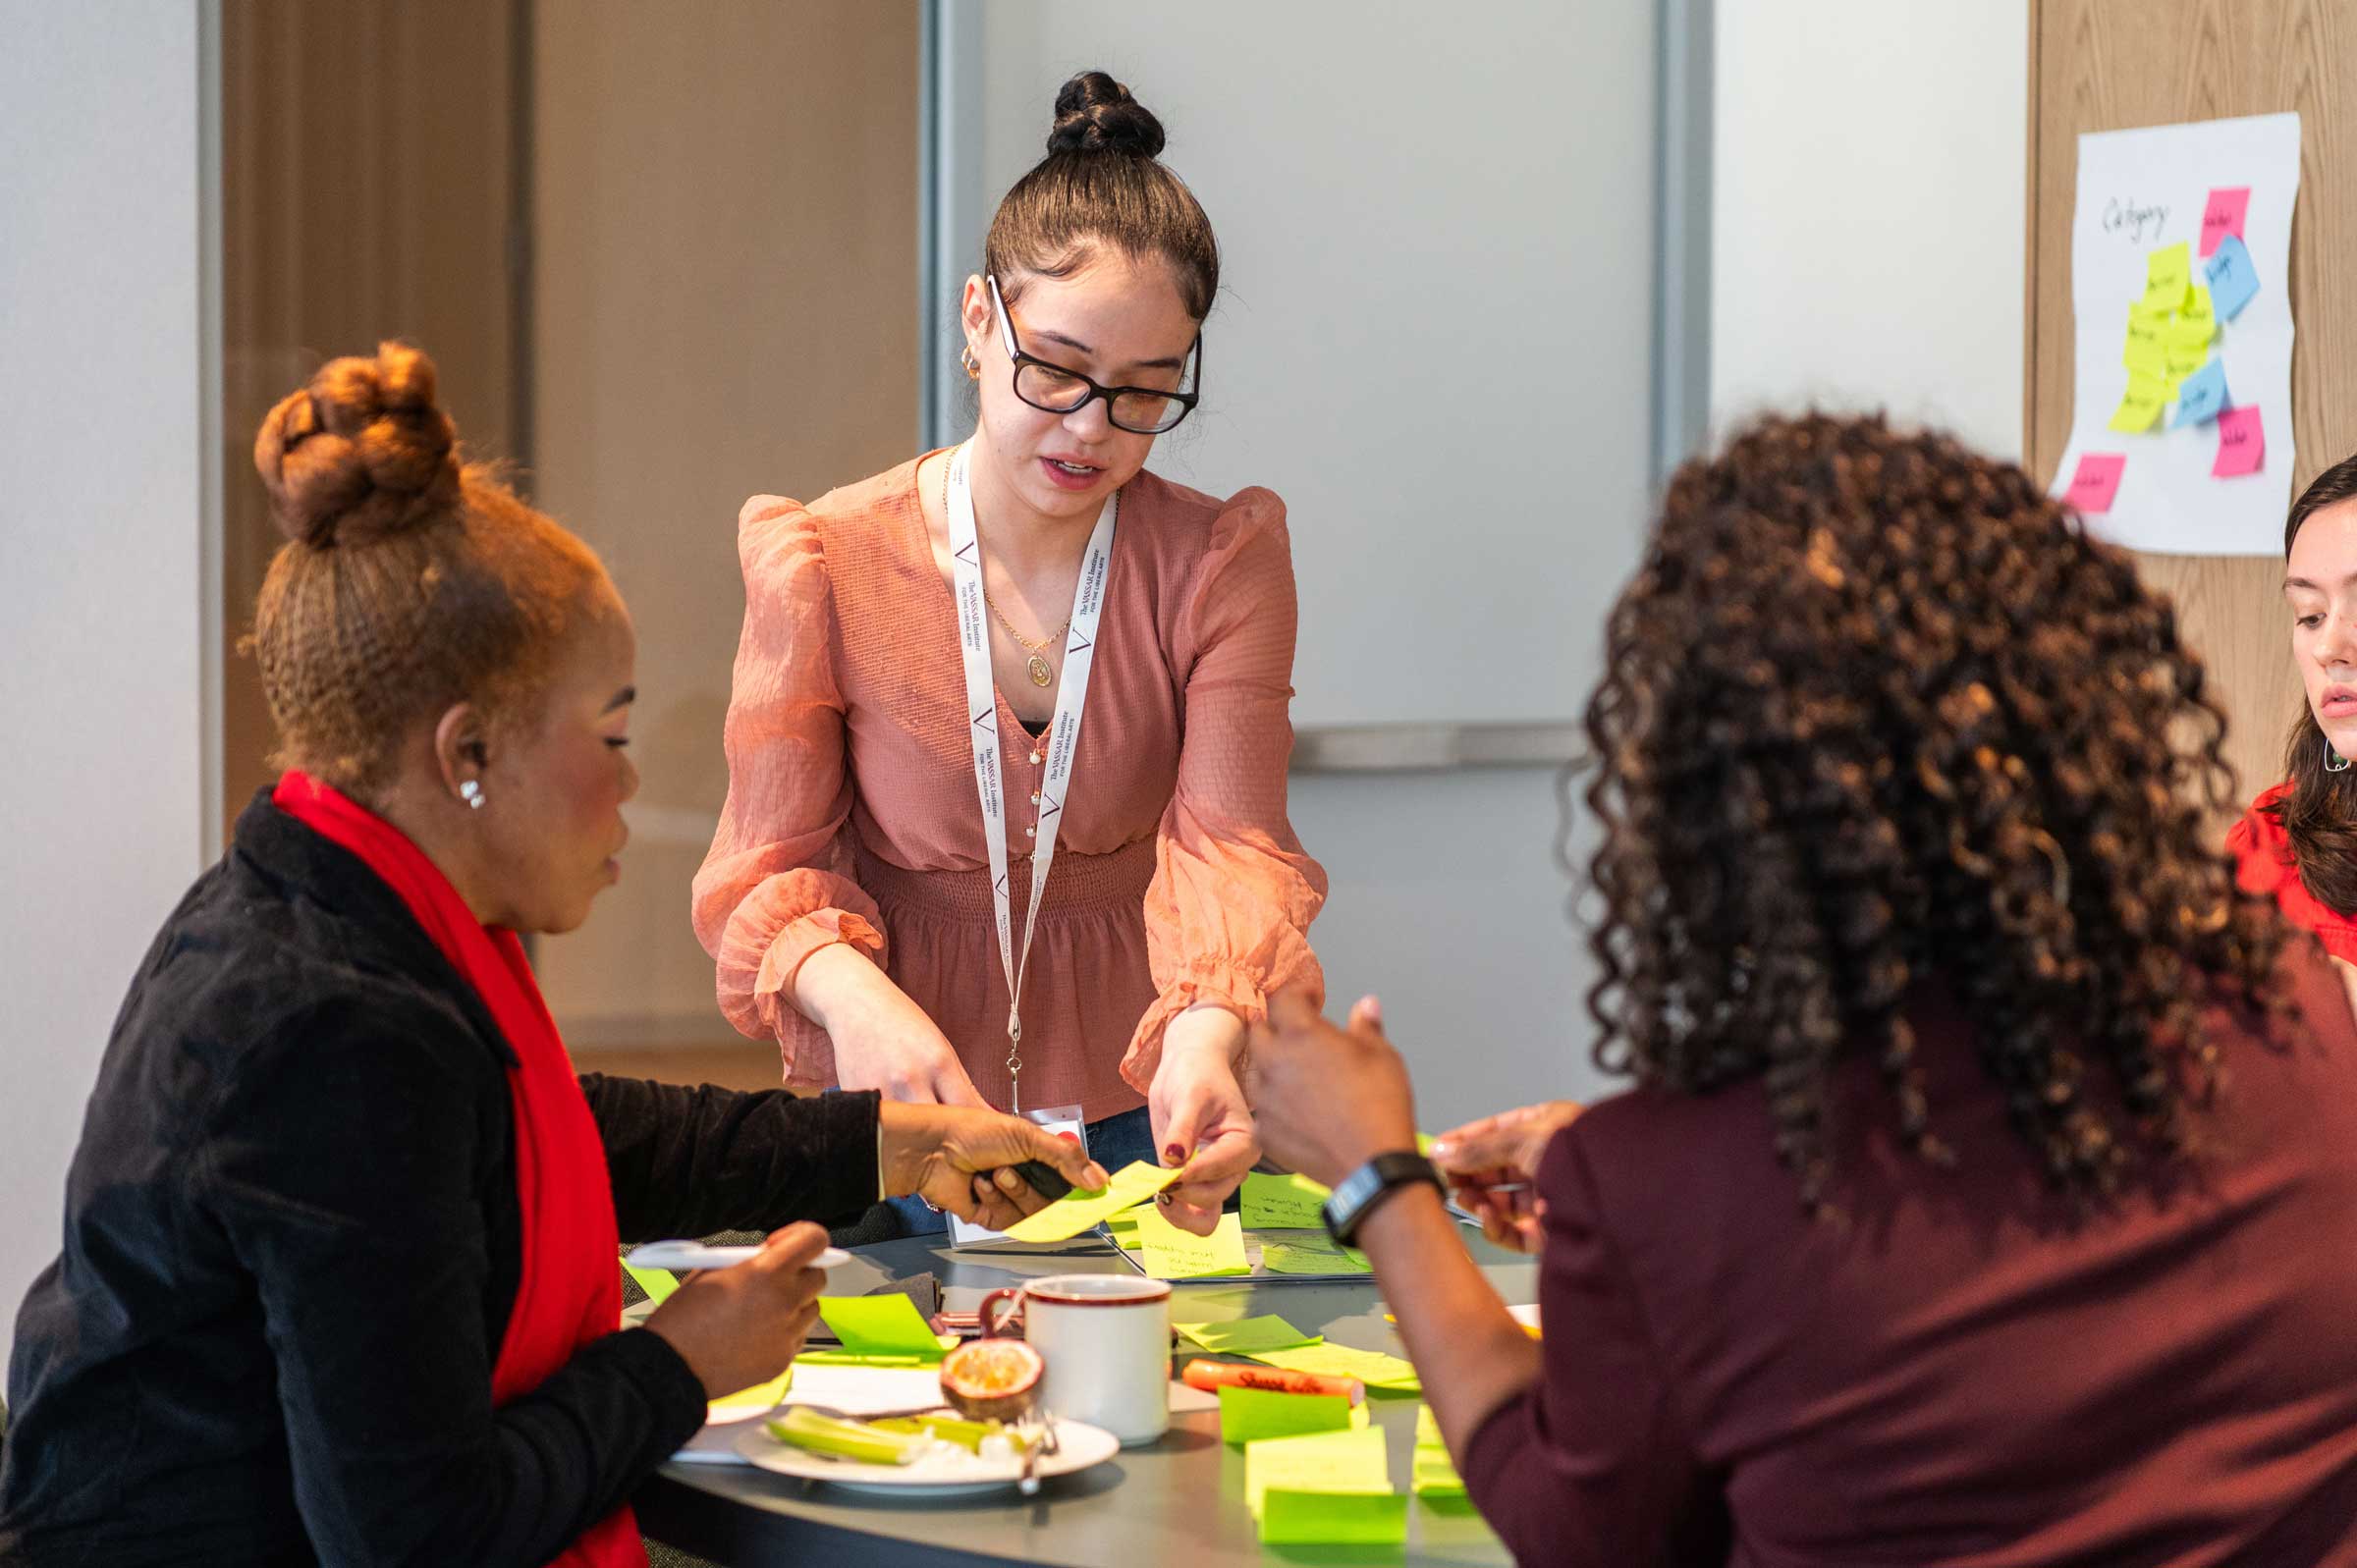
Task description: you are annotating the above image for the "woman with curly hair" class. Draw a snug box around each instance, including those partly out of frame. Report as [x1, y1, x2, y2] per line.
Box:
[1250, 412, 2357, 1564]
[2229, 452, 2357, 963]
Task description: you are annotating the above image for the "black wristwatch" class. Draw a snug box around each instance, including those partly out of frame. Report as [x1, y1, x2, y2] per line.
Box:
[1321, 1151, 1445, 1247]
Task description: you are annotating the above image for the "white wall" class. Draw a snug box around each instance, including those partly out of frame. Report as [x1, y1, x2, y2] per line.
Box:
[0, 3, 209, 1375]
[1710, 0, 2028, 459]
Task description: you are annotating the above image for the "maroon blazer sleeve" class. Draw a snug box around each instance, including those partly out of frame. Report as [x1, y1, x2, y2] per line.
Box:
[1458, 1125, 1730, 1564]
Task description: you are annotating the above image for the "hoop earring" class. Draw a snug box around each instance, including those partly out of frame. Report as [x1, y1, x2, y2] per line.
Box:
[460, 779, 486, 809]
[2329, 746, 2352, 774]
[960, 345, 981, 380]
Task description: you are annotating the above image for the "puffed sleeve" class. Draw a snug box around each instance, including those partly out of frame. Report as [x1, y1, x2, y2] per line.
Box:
[1123, 488, 1329, 1091]
[692, 497, 887, 1089]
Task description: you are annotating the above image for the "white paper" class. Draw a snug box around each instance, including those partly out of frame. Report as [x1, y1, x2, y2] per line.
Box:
[948, 1104, 1090, 1251]
[2051, 112, 2300, 555]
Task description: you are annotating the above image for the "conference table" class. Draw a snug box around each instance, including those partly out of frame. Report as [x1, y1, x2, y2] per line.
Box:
[635, 1231, 1535, 1566]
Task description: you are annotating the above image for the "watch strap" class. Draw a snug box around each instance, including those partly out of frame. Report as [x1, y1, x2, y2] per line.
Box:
[1321, 1151, 1444, 1247]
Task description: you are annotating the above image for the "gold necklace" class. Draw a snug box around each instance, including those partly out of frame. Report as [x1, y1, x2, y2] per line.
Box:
[942, 454, 1069, 688]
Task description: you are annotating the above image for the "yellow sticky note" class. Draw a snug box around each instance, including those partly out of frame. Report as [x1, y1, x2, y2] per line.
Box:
[1240, 1171, 1331, 1229]
[816, 1295, 952, 1361]
[1175, 1315, 1321, 1354]
[1244, 1425, 1390, 1516]
[1260, 1488, 1409, 1545]
[622, 1262, 680, 1306]
[1001, 1161, 1181, 1243]
[2108, 372, 2167, 434]
[1410, 1403, 1465, 1494]
[1135, 1206, 1251, 1278]
[2143, 241, 2192, 309]
[2123, 313, 2167, 377]
[707, 1369, 794, 1422]
[2165, 315, 2215, 355]
[1250, 1343, 1423, 1393]
[2182, 282, 2216, 329]
[1218, 1384, 1358, 1445]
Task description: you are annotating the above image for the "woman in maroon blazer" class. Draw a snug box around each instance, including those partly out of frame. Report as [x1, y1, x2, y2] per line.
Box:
[1253, 412, 2357, 1565]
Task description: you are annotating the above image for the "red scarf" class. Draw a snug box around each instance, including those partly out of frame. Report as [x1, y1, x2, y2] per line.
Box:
[2227, 782, 2357, 964]
[273, 772, 642, 1568]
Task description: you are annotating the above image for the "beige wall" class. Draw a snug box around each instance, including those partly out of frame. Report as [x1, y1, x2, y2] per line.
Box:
[529, 1, 919, 1054]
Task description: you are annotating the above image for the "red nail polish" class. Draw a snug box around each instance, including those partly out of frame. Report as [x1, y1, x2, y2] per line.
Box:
[1164, 1144, 1186, 1163]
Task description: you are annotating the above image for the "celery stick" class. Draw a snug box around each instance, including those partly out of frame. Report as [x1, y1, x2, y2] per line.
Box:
[764, 1407, 927, 1465]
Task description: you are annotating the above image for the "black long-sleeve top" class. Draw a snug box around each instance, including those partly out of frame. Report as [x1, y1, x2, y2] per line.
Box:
[0, 792, 882, 1566]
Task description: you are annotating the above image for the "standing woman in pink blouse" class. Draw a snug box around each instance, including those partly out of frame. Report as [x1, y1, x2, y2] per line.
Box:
[694, 72, 1326, 1235]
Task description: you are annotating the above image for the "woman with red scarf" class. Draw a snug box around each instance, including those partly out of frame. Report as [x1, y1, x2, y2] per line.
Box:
[0, 344, 1101, 1568]
[2229, 450, 2357, 966]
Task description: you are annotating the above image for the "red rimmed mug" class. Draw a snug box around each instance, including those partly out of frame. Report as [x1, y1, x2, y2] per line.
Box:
[978, 1274, 1173, 1444]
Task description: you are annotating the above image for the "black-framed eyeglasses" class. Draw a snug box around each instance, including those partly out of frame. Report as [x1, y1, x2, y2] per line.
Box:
[989, 274, 1201, 435]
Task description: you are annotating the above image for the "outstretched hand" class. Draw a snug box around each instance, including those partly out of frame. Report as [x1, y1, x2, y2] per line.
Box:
[1243, 990, 1419, 1189]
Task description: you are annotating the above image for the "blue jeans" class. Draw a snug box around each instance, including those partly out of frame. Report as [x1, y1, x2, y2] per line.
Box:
[888, 1105, 1157, 1237]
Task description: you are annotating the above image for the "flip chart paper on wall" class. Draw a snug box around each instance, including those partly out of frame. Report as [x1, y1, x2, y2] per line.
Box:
[2049, 112, 2299, 554]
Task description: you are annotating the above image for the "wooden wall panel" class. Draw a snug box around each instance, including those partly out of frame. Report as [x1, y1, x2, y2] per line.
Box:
[526, 2, 919, 1054]
[219, 0, 522, 841]
[2028, 0, 2357, 811]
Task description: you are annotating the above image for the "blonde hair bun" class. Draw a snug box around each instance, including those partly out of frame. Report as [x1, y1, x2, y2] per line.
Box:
[252, 340, 460, 548]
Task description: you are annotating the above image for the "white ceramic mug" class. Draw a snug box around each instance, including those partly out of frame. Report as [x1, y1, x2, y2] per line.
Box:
[978, 1274, 1172, 1445]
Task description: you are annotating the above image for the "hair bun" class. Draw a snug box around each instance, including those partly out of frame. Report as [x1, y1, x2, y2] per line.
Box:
[1046, 71, 1164, 159]
[252, 340, 461, 548]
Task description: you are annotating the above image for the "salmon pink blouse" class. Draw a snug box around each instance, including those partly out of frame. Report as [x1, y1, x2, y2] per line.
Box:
[693, 455, 1327, 1120]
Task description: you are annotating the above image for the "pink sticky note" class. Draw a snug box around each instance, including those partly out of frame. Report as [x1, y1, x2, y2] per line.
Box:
[2064, 453, 2127, 514]
[2213, 405, 2265, 477]
[2199, 188, 2251, 257]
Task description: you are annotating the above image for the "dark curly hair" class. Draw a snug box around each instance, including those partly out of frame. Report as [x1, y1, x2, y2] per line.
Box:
[1580, 411, 2284, 1206]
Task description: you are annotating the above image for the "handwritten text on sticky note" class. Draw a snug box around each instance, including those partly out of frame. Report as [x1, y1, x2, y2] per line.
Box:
[2200, 187, 2251, 257]
[2172, 360, 2230, 427]
[1244, 1426, 1389, 1516]
[2063, 453, 2126, 514]
[2143, 242, 2192, 310]
[2204, 234, 2261, 322]
[1240, 1171, 1331, 1228]
[1135, 1205, 1250, 1278]
[2108, 374, 2166, 434]
[2213, 405, 2265, 477]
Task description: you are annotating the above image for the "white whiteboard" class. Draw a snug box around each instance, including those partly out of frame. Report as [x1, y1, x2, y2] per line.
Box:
[941, 0, 1662, 730]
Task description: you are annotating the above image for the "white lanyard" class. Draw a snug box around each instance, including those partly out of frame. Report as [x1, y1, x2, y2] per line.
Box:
[946, 442, 1117, 1111]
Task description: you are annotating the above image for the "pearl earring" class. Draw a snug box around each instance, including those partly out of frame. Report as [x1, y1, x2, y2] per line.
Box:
[460, 780, 486, 809]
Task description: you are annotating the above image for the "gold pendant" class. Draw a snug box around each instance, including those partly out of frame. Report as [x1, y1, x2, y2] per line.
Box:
[1026, 654, 1054, 686]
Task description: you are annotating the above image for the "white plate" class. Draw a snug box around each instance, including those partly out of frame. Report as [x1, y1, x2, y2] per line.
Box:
[734, 1415, 1121, 1497]
[627, 1241, 850, 1271]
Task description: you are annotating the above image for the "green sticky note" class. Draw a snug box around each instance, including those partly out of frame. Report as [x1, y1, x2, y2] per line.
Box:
[1258, 1237, 1373, 1275]
[622, 1262, 680, 1305]
[1250, 1343, 1422, 1393]
[1001, 1161, 1182, 1243]
[1410, 1404, 1465, 1495]
[1244, 1425, 1389, 1516]
[791, 1350, 931, 1368]
[1260, 1487, 1409, 1545]
[1218, 1384, 1356, 1445]
[1175, 1315, 1321, 1354]
[2144, 240, 2191, 309]
[1414, 1403, 1444, 1450]
[1240, 1170, 1331, 1228]
[1105, 1208, 1144, 1241]
[1135, 1205, 1251, 1278]
[816, 1295, 951, 1361]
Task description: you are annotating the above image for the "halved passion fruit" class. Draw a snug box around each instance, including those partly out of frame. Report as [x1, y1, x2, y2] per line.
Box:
[939, 1336, 1044, 1422]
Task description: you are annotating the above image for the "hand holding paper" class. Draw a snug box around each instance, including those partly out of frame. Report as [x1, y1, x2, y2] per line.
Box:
[998, 1160, 1180, 1243]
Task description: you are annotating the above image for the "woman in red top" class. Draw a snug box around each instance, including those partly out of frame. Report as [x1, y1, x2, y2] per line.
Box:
[2228, 451, 2357, 962]
[1251, 414, 2357, 1564]
[696, 73, 1325, 1233]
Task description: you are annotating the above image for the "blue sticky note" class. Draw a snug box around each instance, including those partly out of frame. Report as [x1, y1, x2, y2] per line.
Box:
[2172, 359, 2230, 426]
[2203, 235, 2260, 322]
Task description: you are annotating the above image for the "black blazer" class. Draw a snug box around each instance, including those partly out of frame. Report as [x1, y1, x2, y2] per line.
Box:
[0, 791, 882, 1566]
